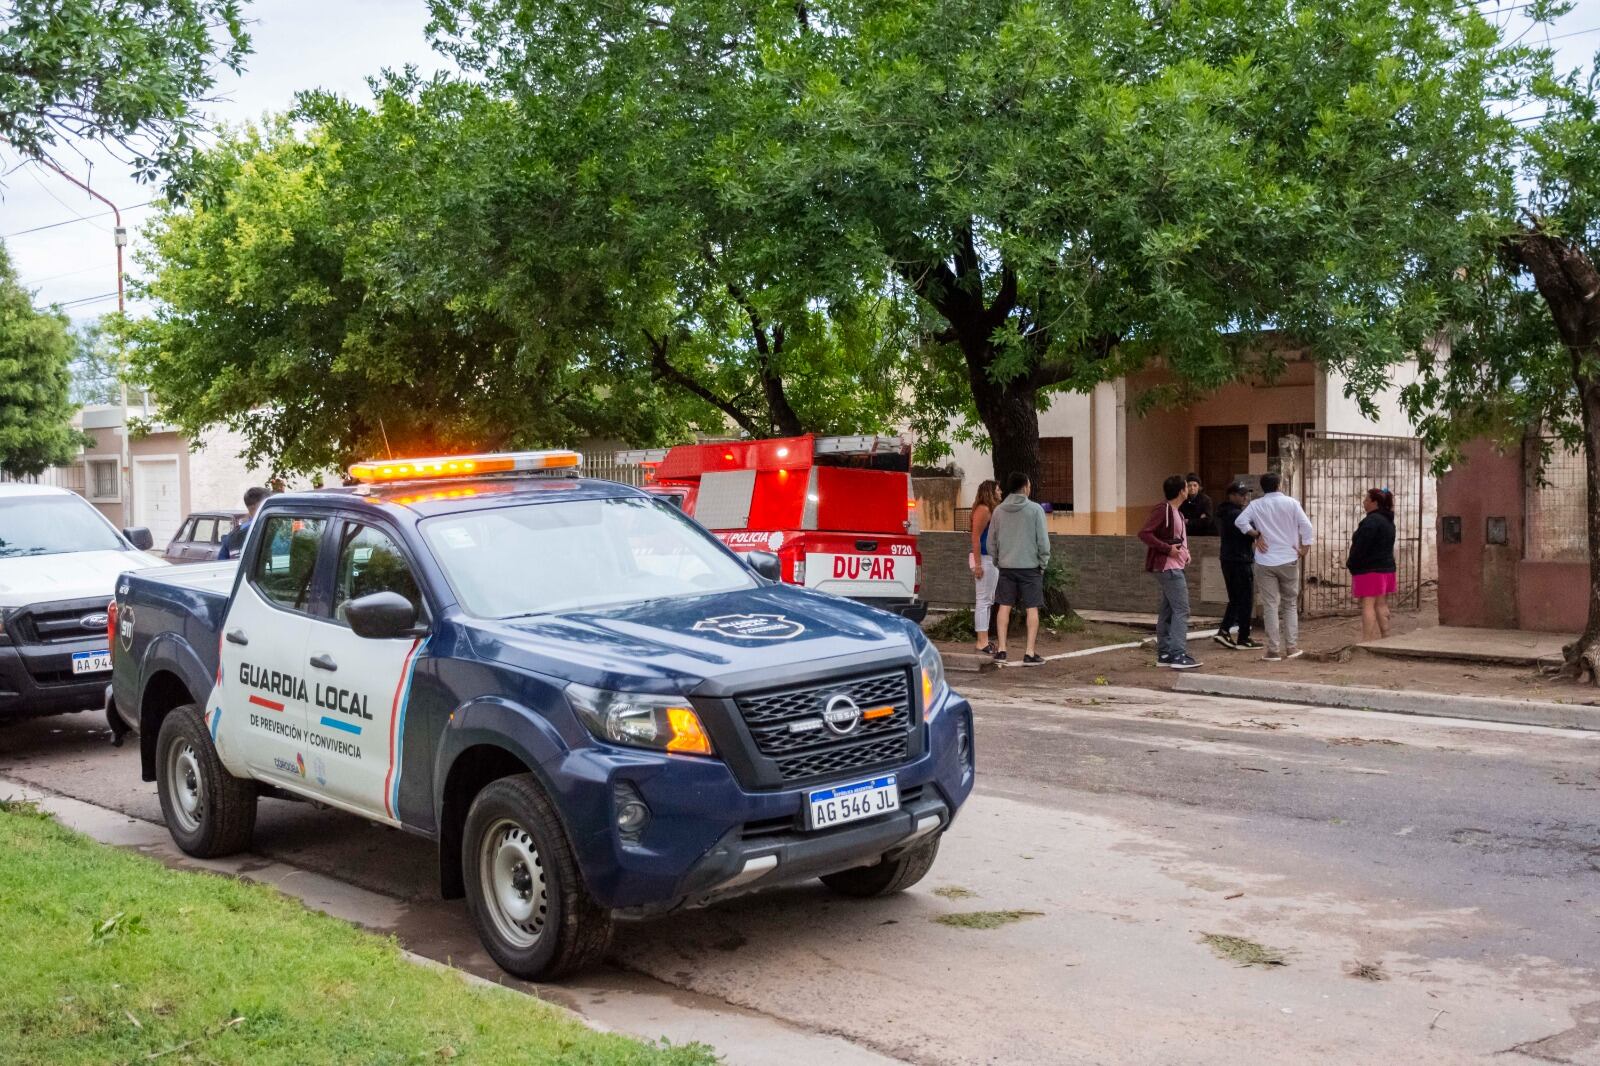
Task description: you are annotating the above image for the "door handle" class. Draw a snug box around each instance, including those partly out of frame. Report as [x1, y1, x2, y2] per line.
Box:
[225, 629, 248, 646]
[309, 653, 337, 672]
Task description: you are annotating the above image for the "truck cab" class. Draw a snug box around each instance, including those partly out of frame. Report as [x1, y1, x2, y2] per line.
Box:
[110, 451, 974, 980]
[622, 434, 927, 622]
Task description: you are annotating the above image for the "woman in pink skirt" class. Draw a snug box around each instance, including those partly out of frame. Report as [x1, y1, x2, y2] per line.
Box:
[1347, 487, 1397, 640]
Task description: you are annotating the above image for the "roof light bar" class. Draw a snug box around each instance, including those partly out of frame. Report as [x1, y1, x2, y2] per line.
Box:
[348, 450, 581, 483]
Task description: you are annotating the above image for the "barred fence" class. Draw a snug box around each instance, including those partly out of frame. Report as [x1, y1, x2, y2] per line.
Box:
[1524, 437, 1587, 563]
[1280, 431, 1429, 615]
[582, 451, 648, 487]
[0, 464, 86, 493]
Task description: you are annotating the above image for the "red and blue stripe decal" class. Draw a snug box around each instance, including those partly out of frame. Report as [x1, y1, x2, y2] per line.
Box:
[383, 636, 429, 820]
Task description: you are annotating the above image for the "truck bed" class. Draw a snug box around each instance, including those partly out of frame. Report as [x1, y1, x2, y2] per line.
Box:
[115, 563, 238, 715]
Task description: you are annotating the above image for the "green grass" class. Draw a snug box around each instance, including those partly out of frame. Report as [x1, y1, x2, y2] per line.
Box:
[931, 885, 978, 900]
[1201, 933, 1288, 968]
[0, 804, 717, 1065]
[932, 909, 1043, 930]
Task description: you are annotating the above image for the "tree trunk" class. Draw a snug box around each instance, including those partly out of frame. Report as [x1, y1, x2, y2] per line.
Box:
[971, 367, 1041, 489]
[1562, 370, 1600, 681]
[1505, 229, 1600, 681]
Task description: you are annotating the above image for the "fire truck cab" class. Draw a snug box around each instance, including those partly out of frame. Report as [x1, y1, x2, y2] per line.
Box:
[620, 435, 926, 623]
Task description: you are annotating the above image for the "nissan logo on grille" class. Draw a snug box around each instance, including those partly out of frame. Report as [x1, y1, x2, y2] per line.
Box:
[820, 693, 864, 736]
[81, 612, 109, 630]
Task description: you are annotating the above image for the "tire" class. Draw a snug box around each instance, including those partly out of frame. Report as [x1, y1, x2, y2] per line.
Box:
[155, 704, 257, 857]
[820, 833, 941, 898]
[461, 774, 613, 980]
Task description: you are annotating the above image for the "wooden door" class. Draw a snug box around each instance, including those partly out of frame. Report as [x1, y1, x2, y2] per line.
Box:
[1197, 426, 1250, 503]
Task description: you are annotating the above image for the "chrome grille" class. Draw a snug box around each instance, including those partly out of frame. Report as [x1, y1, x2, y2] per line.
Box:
[734, 669, 913, 782]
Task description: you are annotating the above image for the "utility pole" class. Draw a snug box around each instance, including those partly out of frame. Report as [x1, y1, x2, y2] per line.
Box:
[37, 161, 132, 526]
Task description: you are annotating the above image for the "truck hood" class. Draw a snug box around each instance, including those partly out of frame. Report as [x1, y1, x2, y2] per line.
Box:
[0, 549, 164, 608]
[473, 584, 919, 690]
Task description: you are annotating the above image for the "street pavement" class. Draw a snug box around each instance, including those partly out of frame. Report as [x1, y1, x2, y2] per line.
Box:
[2, 682, 1597, 1065]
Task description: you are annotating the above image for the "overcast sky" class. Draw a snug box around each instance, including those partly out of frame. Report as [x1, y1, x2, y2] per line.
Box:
[0, 0, 446, 322]
[1, 0, 1597, 326]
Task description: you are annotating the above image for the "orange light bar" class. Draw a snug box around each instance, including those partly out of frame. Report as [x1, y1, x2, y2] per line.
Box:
[863, 705, 895, 721]
[348, 450, 580, 483]
[665, 706, 715, 756]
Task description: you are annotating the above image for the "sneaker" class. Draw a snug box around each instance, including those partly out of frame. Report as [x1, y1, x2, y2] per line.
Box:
[978, 642, 997, 656]
[1168, 654, 1201, 670]
[1023, 653, 1045, 667]
[1213, 631, 1237, 649]
[1236, 638, 1262, 650]
[1285, 648, 1304, 660]
[1261, 651, 1283, 662]
[1156, 652, 1172, 667]
[993, 650, 1008, 664]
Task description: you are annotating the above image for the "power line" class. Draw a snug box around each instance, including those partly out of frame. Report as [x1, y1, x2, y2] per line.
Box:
[26, 166, 110, 233]
[53, 290, 120, 309]
[1, 201, 153, 240]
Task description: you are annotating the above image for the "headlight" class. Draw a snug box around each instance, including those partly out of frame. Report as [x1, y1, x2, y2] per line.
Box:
[918, 640, 947, 720]
[565, 682, 716, 756]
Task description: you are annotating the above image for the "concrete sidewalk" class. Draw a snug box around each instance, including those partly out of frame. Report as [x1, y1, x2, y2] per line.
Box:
[1173, 672, 1600, 733]
[1360, 625, 1571, 668]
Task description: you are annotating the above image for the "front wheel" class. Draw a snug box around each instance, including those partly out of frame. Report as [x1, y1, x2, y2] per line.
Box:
[155, 704, 256, 857]
[820, 834, 941, 898]
[461, 774, 613, 980]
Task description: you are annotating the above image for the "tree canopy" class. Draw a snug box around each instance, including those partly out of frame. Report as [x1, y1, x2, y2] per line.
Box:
[0, 242, 90, 476]
[0, 0, 250, 182]
[433, 0, 1535, 485]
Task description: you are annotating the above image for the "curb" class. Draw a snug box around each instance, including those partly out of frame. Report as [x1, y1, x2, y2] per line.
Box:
[1172, 673, 1600, 733]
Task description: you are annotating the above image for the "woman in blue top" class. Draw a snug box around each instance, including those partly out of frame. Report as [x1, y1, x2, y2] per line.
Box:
[969, 480, 1003, 654]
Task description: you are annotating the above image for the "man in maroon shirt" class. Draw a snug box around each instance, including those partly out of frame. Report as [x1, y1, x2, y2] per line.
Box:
[1138, 474, 1201, 670]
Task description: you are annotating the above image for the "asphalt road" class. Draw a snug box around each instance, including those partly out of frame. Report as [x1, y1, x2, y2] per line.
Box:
[2, 681, 1597, 1065]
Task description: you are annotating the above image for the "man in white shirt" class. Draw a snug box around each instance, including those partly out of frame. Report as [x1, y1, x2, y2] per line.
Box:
[1232, 471, 1315, 661]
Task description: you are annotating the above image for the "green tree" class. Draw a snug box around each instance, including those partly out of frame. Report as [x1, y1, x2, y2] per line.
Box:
[0, 0, 250, 182]
[431, 0, 1528, 485]
[1401, 46, 1600, 679]
[132, 93, 701, 475]
[68, 317, 123, 406]
[426, 5, 912, 439]
[0, 243, 90, 475]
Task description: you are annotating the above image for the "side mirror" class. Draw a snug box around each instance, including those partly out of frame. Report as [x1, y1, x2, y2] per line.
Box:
[745, 550, 782, 582]
[345, 591, 421, 639]
[123, 527, 154, 551]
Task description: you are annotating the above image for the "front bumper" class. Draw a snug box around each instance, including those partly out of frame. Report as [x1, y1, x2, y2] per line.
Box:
[854, 597, 928, 623]
[0, 642, 113, 719]
[548, 691, 975, 911]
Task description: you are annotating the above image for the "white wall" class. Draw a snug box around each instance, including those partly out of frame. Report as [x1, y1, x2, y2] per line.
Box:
[945, 391, 1093, 512]
[1317, 360, 1424, 438]
[188, 426, 322, 510]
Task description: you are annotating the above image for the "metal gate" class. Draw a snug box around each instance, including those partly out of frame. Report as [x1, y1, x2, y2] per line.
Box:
[1279, 431, 1426, 615]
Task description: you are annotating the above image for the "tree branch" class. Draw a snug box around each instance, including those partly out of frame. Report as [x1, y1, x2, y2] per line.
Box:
[644, 330, 764, 437]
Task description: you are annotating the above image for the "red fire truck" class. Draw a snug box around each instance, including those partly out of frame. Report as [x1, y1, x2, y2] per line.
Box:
[616, 434, 926, 621]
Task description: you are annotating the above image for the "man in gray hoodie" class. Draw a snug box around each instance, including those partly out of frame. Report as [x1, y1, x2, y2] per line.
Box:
[988, 471, 1050, 666]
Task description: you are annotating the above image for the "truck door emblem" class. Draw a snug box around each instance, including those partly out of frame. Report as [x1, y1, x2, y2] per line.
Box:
[691, 613, 805, 640]
[821, 694, 863, 736]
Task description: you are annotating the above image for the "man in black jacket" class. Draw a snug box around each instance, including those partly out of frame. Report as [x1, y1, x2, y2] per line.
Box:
[1214, 481, 1260, 649]
[1179, 473, 1217, 536]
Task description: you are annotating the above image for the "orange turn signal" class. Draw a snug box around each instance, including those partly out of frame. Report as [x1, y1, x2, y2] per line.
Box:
[665, 706, 715, 756]
[863, 705, 894, 721]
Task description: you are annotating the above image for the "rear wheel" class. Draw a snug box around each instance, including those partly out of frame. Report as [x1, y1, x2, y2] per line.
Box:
[155, 704, 256, 857]
[461, 774, 613, 980]
[820, 834, 941, 898]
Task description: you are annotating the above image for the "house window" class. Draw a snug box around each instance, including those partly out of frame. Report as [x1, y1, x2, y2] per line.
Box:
[1037, 437, 1074, 510]
[86, 459, 120, 502]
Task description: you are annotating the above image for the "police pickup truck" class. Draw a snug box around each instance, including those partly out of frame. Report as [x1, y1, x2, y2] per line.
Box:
[110, 451, 974, 979]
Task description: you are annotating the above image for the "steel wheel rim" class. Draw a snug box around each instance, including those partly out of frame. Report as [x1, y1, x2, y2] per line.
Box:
[169, 740, 204, 833]
[479, 818, 548, 950]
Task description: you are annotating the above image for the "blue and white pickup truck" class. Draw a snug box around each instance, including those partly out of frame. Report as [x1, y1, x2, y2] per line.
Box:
[109, 451, 974, 978]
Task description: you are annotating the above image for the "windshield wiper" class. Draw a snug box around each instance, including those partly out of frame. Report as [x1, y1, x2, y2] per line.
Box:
[0, 547, 52, 558]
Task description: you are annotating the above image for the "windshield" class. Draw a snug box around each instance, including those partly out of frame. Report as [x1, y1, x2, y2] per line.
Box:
[421, 495, 758, 618]
[0, 494, 126, 558]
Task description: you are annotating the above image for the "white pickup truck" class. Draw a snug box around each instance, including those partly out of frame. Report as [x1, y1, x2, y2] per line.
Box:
[0, 483, 161, 720]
